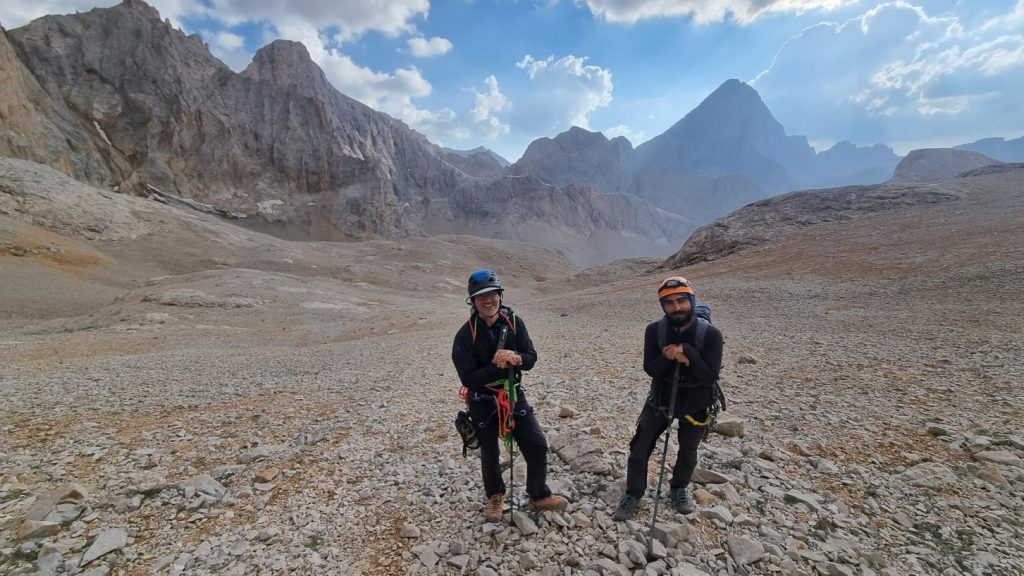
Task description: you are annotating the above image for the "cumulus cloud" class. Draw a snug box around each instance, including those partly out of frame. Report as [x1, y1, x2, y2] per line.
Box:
[407, 36, 453, 57]
[602, 124, 645, 145]
[470, 76, 511, 138]
[512, 54, 613, 134]
[580, 0, 853, 25]
[214, 30, 244, 50]
[753, 2, 1024, 147]
[200, 29, 252, 70]
[206, 0, 428, 42]
[0, 0, 202, 29]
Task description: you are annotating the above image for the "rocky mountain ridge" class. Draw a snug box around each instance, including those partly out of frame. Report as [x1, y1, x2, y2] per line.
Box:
[890, 148, 1001, 183]
[507, 81, 902, 225]
[0, 1, 684, 266]
[955, 135, 1024, 162]
[665, 163, 1024, 267]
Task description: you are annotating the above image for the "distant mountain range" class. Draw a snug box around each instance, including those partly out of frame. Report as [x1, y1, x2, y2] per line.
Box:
[954, 137, 1024, 163]
[0, 0, 1012, 265]
[506, 80, 905, 223]
[0, 0, 688, 265]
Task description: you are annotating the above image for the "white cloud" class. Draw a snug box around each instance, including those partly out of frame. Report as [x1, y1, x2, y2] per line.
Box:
[407, 35, 453, 58]
[0, 0, 202, 30]
[215, 30, 244, 50]
[471, 76, 510, 138]
[753, 2, 1024, 145]
[602, 124, 645, 145]
[580, 0, 854, 25]
[207, 0, 428, 42]
[200, 29, 252, 70]
[512, 54, 613, 133]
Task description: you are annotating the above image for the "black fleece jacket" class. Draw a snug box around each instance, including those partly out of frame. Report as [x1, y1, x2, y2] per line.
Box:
[643, 316, 723, 416]
[452, 307, 537, 393]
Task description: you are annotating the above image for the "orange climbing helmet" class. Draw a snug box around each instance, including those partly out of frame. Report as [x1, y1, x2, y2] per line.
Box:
[657, 276, 695, 300]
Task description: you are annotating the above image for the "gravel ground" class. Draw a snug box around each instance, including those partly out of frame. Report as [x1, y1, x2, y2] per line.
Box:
[2, 158, 1023, 575]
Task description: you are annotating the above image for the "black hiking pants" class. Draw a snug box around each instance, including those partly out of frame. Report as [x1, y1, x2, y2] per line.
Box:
[469, 395, 552, 500]
[625, 401, 707, 498]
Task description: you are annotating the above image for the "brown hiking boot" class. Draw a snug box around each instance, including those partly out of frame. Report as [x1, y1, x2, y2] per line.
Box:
[483, 493, 505, 522]
[529, 494, 568, 511]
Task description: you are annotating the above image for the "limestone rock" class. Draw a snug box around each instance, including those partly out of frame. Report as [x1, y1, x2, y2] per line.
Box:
[713, 418, 745, 438]
[900, 462, 959, 489]
[726, 534, 765, 566]
[80, 528, 127, 566]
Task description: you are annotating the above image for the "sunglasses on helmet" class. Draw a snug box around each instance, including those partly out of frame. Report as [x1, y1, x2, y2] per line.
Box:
[661, 278, 689, 289]
[470, 269, 494, 282]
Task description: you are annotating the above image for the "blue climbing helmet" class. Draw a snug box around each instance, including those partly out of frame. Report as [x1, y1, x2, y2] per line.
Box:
[467, 269, 503, 299]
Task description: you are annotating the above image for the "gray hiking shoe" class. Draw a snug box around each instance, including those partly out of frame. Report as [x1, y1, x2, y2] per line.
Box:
[672, 487, 695, 514]
[612, 493, 640, 521]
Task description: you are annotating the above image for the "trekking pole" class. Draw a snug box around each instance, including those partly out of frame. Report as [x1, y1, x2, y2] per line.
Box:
[647, 363, 681, 560]
[508, 364, 516, 525]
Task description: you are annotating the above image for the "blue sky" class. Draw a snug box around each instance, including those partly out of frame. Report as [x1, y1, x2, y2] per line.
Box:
[3, 1, 1023, 162]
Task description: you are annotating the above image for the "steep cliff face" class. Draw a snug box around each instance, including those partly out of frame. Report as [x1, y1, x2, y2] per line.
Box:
[509, 124, 769, 225]
[442, 148, 506, 180]
[632, 79, 816, 194]
[6, 2, 472, 238]
[1, 1, 693, 265]
[0, 27, 113, 184]
[506, 127, 635, 194]
[423, 175, 695, 266]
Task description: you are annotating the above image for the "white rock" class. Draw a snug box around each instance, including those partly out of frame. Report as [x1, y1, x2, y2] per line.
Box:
[974, 450, 1022, 467]
[80, 528, 127, 566]
[900, 462, 958, 489]
[726, 534, 764, 566]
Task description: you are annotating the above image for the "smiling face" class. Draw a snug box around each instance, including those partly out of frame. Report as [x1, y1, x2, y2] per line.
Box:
[472, 290, 501, 318]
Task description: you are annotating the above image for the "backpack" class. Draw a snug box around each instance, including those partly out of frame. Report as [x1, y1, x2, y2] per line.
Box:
[654, 304, 727, 409]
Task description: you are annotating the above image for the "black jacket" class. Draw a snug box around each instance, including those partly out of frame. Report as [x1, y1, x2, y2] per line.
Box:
[643, 316, 723, 416]
[452, 307, 537, 393]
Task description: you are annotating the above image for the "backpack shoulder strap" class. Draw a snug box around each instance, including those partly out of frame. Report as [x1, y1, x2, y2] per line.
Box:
[468, 309, 517, 347]
[695, 318, 709, 352]
[656, 317, 669, 350]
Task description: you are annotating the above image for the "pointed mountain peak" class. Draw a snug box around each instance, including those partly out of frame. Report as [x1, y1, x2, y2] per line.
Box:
[118, 0, 162, 20]
[242, 40, 330, 91]
[554, 126, 609, 146]
[697, 79, 767, 113]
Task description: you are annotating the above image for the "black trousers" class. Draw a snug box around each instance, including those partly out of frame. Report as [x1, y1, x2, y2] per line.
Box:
[625, 402, 707, 498]
[469, 395, 552, 500]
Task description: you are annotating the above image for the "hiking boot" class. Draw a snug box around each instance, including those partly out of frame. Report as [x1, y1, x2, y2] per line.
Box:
[672, 487, 695, 514]
[612, 493, 640, 521]
[483, 493, 505, 522]
[530, 494, 568, 511]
